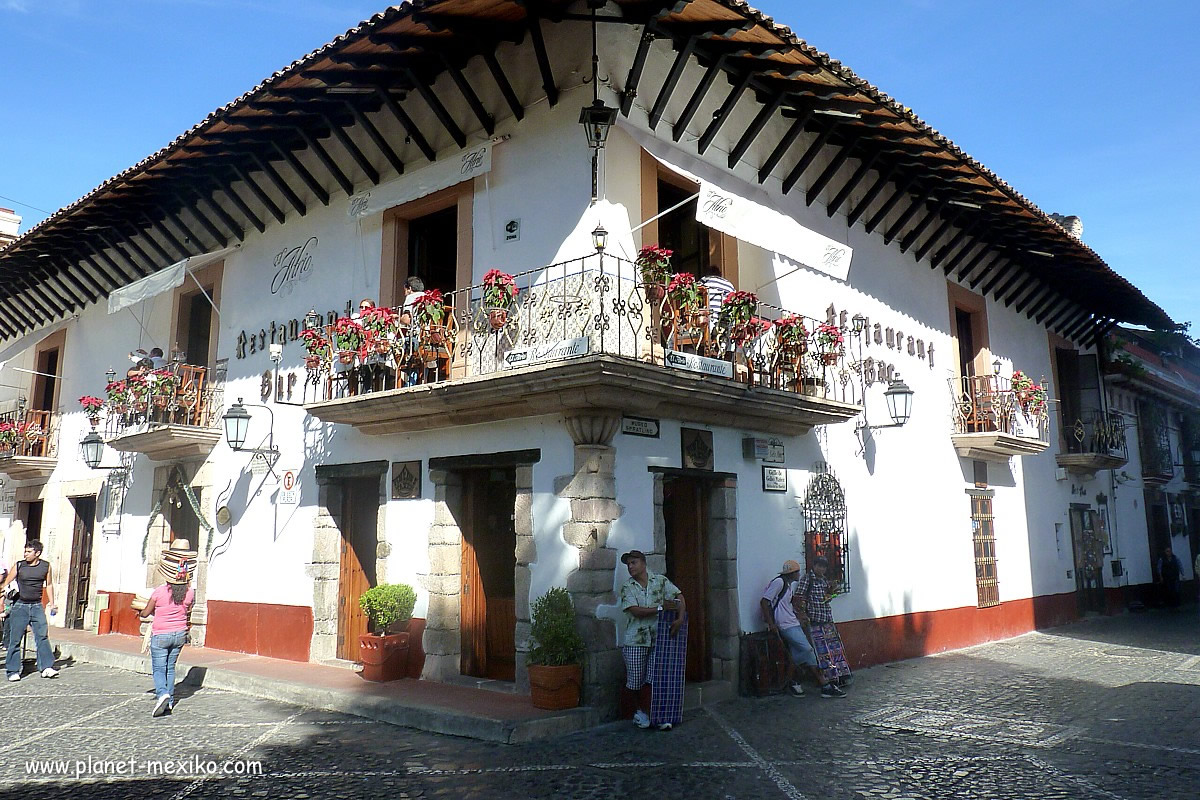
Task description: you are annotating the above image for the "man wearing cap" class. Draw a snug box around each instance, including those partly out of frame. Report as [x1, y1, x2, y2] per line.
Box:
[1, 540, 59, 681]
[618, 550, 685, 730]
[760, 559, 841, 697]
[795, 556, 852, 693]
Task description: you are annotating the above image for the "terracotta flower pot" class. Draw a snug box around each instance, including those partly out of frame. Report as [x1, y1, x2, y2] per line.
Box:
[528, 663, 582, 710]
[642, 283, 666, 303]
[820, 350, 839, 366]
[337, 350, 357, 365]
[304, 354, 322, 369]
[487, 308, 509, 330]
[358, 631, 410, 682]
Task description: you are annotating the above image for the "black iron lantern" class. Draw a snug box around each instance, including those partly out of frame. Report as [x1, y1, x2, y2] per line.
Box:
[884, 374, 915, 427]
[579, 99, 617, 149]
[304, 308, 323, 331]
[592, 224, 609, 253]
[80, 430, 106, 470]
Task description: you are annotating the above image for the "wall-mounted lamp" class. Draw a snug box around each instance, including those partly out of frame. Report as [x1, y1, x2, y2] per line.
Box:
[221, 397, 280, 471]
[993, 358, 1002, 375]
[105, 367, 116, 385]
[579, 4, 616, 203]
[858, 375, 916, 432]
[80, 430, 125, 471]
[592, 224, 609, 253]
[304, 308, 323, 331]
[851, 314, 867, 335]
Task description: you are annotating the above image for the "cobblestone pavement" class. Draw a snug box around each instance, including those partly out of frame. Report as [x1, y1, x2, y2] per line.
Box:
[1, 609, 1197, 799]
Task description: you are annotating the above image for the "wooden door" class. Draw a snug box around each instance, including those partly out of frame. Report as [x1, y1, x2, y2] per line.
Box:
[664, 477, 710, 682]
[460, 469, 516, 680]
[1068, 507, 1105, 615]
[337, 477, 378, 662]
[66, 497, 96, 630]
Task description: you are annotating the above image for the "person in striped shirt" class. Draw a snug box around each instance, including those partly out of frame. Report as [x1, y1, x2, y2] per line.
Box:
[699, 265, 734, 326]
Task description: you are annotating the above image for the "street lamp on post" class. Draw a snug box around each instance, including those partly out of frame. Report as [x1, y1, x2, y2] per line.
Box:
[221, 398, 280, 472]
[592, 224, 608, 253]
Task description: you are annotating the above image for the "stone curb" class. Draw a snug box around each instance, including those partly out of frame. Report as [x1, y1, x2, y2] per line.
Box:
[52, 639, 599, 744]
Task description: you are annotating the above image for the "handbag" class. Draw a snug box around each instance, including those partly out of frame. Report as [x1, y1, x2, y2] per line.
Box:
[4, 564, 20, 601]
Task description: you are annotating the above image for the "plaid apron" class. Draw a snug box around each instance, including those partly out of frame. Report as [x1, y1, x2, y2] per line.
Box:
[649, 610, 688, 726]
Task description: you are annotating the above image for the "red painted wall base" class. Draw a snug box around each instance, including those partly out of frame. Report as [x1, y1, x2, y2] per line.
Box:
[206, 601, 314, 662]
[837, 592, 1081, 670]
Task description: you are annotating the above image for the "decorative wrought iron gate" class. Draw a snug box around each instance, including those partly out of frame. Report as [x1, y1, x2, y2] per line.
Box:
[803, 463, 850, 591]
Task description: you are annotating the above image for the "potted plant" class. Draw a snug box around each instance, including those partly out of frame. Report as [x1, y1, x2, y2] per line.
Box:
[79, 395, 105, 428]
[330, 317, 365, 369]
[411, 289, 449, 343]
[0, 421, 17, 455]
[719, 290, 759, 343]
[1011, 370, 1034, 402]
[105, 378, 130, 413]
[358, 583, 417, 682]
[526, 587, 585, 710]
[126, 372, 150, 411]
[300, 327, 328, 370]
[815, 322, 844, 365]
[636, 245, 673, 302]
[481, 269, 517, 330]
[149, 368, 178, 409]
[774, 315, 809, 355]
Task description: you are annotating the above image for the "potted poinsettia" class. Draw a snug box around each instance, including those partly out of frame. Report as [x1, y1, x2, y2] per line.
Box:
[411, 289, 449, 345]
[126, 372, 150, 411]
[358, 583, 417, 682]
[774, 315, 809, 354]
[330, 317, 365, 367]
[360, 305, 399, 356]
[78, 395, 105, 428]
[719, 290, 760, 342]
[105, 379, 130, 413]
[300, 327, 328, 370]
[526, 587, 585, 710]
[0, 421, 17, 455]
[636, 245, 673, 302]
[149, 368, 178, 409]
[481, 269, 517, 330]
[1011, 370, 1034, 402]
[815, 322, 844, 365]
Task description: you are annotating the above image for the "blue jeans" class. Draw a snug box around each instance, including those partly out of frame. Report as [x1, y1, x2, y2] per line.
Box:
[150, 630, 188, 701]
[5, 601, 55, 676]
[778, 625, 818, 667]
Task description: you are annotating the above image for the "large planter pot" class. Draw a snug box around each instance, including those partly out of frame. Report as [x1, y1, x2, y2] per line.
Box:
[486, 308, 509, 330]
[528, 663, 582, 710]
[642, 283, 666, 303]
[358, 632, 409, 682]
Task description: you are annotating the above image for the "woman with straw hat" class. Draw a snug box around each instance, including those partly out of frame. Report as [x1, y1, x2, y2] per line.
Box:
[139, 539, 197, 717]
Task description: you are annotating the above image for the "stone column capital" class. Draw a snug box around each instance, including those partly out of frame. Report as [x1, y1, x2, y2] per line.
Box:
[564, 411, 621, 446]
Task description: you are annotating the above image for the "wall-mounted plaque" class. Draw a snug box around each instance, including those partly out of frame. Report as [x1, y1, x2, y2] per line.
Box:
[391, 461, 421, 500]
[762, 466, 787, 492]
[681, 428, 714, 471]
[622, 416, 660, 438]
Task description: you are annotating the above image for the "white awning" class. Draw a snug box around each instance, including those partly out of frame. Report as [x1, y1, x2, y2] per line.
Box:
[347, 140, 497, 219]
[621, 120, 853, 282]
[107, 247, 236, 315]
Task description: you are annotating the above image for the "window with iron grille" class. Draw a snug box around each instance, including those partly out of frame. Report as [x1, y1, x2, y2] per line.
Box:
[969, 492, 999, 608]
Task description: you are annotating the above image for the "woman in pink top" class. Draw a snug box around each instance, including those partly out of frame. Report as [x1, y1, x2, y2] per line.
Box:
[139, 540, 197, 718]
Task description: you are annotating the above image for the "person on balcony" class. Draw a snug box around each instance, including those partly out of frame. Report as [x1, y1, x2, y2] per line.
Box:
[148, 347, 168, 370]
[354, 299, 390, 394]
[760, 559, 828, 697]
[794, 556, 850, 698]
[398, 277, 427, 387]
[1, 539, 59, 681]
[699, 265, 734, 328]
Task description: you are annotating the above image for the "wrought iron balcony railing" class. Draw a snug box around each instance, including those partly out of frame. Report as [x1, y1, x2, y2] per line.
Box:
[99, 363, 224, 440]
[300, 254, 860, 406]
[950, 374, 1051, 445]
[0, 409, 58, 458]
[1062, 410, 1127, 460]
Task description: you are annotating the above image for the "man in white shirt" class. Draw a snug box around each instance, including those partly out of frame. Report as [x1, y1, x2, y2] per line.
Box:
[759, 559, 844, 698]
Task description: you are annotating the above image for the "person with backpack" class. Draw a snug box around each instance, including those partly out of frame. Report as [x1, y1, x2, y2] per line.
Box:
[1, 540, 59, 681]
[760, 559, 845, 698]
[795, 556, 852, 692]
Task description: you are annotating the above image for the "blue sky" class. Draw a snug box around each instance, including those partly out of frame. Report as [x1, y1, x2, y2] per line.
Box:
[2, 1, 1195, 326]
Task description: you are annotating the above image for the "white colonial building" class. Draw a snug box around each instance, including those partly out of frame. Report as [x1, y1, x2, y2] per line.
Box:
[0, 0, 1177, 714]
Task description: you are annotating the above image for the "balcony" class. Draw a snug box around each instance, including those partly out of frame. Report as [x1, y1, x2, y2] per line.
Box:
[0, 410, 58, 481]
[1056, 410, 1128, 475]
[303, 255, 863, 437]
[1137, 404, 1174, 485]
[99, 364, 224, 462]
[950, 374, 1050, 462]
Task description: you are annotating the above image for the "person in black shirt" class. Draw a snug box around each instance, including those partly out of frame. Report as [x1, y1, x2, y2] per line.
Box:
[1, 540, 59, 680]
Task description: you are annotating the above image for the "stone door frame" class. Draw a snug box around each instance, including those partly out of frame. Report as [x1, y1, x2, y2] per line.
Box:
[309, 460, 389, 663]
[423, 449, 539, 688]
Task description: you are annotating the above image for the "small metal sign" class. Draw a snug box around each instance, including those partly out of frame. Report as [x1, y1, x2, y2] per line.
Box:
[762, 466, 787, 492]
[766, 438, 785, 464]
[622, 416, 660, 438]
[392, 460, 421, 500]
[279, 469, 300, 505]
[665, 349, 734, 379]
[681, 428, 715, 471]
[742, 437, 785, 463]
[504, 218, 521, 242]
[503, 336, 590, 368]
[249, 453, 272, 477]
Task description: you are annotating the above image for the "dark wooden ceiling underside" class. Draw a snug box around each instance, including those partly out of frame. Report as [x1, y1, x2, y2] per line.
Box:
[0, 0, 1170, 345]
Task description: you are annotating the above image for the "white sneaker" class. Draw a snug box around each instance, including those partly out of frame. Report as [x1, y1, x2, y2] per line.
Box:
[633, 709, 650, 729]
[657, 722, 673, 731]
[7, 673, 19, 682]
[40, 668, 58, 679]
[789, 682, 805, 697]
[152, 694, 171, 718]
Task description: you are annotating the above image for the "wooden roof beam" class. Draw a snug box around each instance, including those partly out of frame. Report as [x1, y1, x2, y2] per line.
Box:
[186, 187, 243, 244]
[757, 111, 809, 183]
[650, 19, 755, 40]
[882, 186, 933, 244]
[405, 68, 467, 148]
[376, 89, 436, 162]
[930, 219, 979, 270]
[649, 36, 696, 130]
[1000, 272, 1038, 306]
[980, 257, 1021, 296]
[825, 149, 879, 217]
[247, 153, 307, 217]
[674, 55, 726, 143]
[229, 164, 287, 226]
[295, 128, 354, 196]
[620, 26, 656, 116]
[864, 176, 921, 235]
[947, 241, 987, 279]
[527, 17, 559, 106]
[344, 102, 404, 178]
[898, 201, 948, 253]
[725, 74, 781, 164]
[322, 114, 381, 185]
[806, 137, 858, 206]
[697, 70, 755, 155]
[439, 55, 495, 136]
[845, 163, 897, 227]
[1038, 296, 1074, 326]
[86, 237, 140, 282]
[782, 124, 837, 195]
[209, 173, 266, 234]
[1019, 285, 1057, 317]
[482, 51, 524, 122]
[914, 211, 963, 263]
[271, 141, 331, 206]
[171, 194, 230, 249]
